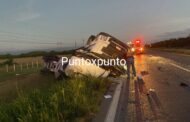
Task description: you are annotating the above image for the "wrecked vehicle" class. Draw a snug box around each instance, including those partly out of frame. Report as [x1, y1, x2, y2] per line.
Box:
[41, 32, 129, 78]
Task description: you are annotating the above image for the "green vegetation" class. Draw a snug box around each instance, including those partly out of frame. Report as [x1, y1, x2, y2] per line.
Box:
[149, 36, 190, 55]
[0, 50, 74, 59]
[0, 60, 43, 82]
[0, 76, 110, 122]
[0, 49, 109, 121]
[0, 68, 41, 82]
[0, 58, 15, 66]
[151, 36, 190, 48]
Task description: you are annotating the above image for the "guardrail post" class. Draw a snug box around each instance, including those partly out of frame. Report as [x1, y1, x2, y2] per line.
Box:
[36, 61, 39, 68]
[6, 65, 9, 72]
[20, 64, 23, 71]
[27, 63, 29, 69]
[13, 64, 15, 72]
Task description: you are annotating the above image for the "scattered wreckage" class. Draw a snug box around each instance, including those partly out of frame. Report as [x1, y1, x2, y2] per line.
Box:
[41, 32, 129, 79]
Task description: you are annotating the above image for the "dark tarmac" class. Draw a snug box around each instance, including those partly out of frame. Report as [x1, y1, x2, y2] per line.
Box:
[95, 50, 190, 122]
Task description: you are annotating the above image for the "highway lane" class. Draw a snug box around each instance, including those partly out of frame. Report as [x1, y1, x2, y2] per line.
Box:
[147, 49, 190, 68]
[115, 50, 190, 122]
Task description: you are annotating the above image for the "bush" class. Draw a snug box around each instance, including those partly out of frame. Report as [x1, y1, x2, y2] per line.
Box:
[0, 76, 110, 122]
[151, 36, 190, 48]
[0, 58, 15, 67]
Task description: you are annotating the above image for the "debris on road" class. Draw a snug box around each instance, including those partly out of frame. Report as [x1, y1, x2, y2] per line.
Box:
[157, 66, 162, 71]
[147, 88, 156, 96]
[149, 88, 155, 92]
[104, 95, 112, 99]
[140, 70, 149, 76]
[131, 90, 135, 93]
[180, 82, 188, 87]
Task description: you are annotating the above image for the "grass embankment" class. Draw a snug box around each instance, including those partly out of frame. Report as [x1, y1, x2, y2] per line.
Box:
[0, 68, 41, 82]
[0, 76, 110, 122]
[150, 48, 190, 55]
[0, 58, 43, 82]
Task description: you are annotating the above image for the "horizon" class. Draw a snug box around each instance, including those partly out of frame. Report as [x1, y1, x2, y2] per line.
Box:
[1, 0, 190, 53]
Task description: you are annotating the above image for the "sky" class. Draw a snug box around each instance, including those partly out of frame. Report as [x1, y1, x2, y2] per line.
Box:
[0, 0, 190, 53]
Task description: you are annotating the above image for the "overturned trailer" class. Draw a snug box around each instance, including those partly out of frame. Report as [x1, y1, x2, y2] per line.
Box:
[41, 32, 129, 78]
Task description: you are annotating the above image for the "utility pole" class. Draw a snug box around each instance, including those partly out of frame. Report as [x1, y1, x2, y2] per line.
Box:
[75, 40, 77, 49]
[60, 42, 63, 49]
[83, 39, 85, 46]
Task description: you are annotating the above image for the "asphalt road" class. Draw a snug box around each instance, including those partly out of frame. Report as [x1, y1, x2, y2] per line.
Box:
[114, 50, 190, 122]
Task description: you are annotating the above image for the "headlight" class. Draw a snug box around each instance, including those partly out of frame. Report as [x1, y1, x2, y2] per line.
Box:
[131, 48, 135, 52]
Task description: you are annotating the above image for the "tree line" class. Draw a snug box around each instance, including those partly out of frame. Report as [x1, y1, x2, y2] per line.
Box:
[0, 50, 74, 59]
[151, 36, 190, 48]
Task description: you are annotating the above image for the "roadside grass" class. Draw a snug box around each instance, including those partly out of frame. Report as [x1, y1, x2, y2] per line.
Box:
[0, 56, 43, 65]
[0, 66, 43, 82]
[0, 73, 55, 101]
[0, 76, 110, 122]
[150, 48, 190, 55]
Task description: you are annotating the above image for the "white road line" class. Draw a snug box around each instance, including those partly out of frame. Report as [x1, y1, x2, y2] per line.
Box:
[105, 79, 123, 122]
[170, 63, 190, 73]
